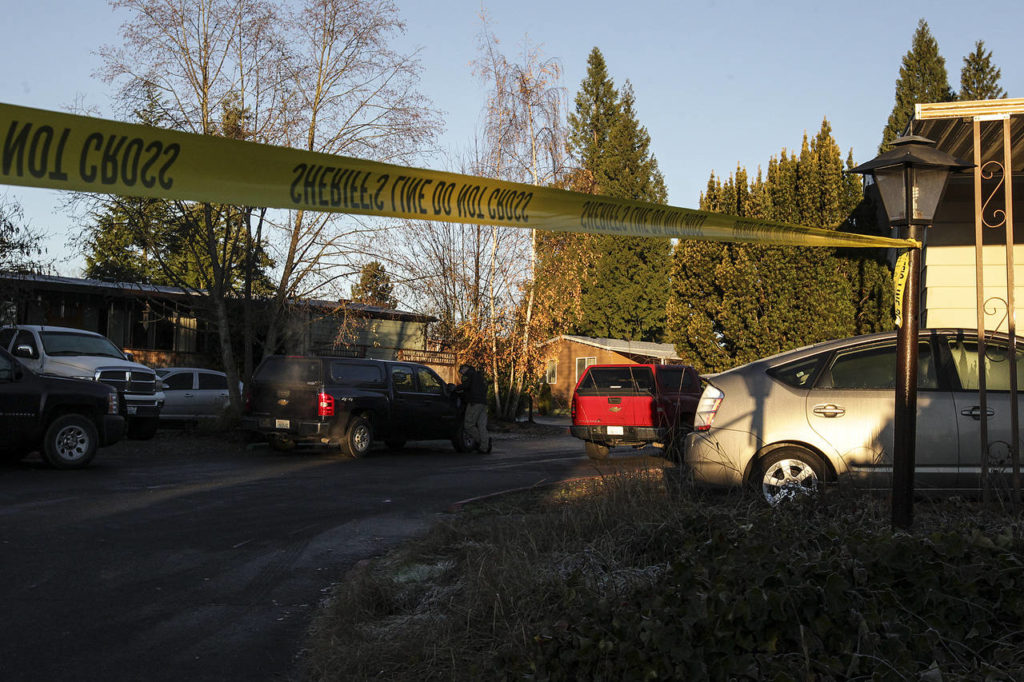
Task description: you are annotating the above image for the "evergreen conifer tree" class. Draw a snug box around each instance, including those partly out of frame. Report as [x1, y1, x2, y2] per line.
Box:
[567, 54, 672, 342]
[667, 120, 884, 372]
[567, 48, 619, 189]
[959, 40, 1006, 100]
[350, 260, 398, 309]
[881, 19, 954, 152]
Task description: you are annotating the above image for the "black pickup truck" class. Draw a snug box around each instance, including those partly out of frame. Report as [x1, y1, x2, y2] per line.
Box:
[242, 355, 472, 456]
[0, 347, 125, 469]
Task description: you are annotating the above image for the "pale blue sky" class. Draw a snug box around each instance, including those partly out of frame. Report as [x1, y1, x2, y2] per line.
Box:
[2, 0, 1023, 275]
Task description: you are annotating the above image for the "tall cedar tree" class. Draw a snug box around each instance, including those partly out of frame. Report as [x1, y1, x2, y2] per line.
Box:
[959, 40, 1006, 100]
[566, 49, 671, 342]
[350, 261, 398, 309]
[668, 119, 891, 373]
[881, 19, 954, 152]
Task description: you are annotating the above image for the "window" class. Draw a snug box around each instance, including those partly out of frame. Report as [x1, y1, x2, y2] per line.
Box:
[163, 372, 194, 391]
[330, 361, 384, 387]
[39, 331, 123, 359]
[946, 337, 1024, 391]
[254, 357, 320, 384]
[0, 328, 15, 350]
[391, 366, 415, 392]
[820, 342, 937, 390]
[416, 367, 444, 395]
[575, 356, 596, 385]
[545, 359, 557, 384]
[768, 356, 824, 389]
[657, 366, 695, 391]
[197, 372, 227, 390]
[576, 366, 655, 396]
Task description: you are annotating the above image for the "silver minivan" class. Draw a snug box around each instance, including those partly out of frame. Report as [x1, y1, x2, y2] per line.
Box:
[684, 329, 1023, 504]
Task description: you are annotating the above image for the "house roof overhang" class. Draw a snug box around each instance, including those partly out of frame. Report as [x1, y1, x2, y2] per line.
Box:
[911, 99, 1024, 172]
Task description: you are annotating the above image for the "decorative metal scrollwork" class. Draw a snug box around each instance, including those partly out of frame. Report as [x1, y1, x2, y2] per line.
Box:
[984, 296, 1010, 333]
[981, 160, 1007, 229]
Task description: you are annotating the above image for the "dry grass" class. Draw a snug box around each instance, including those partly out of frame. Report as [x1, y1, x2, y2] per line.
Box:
[298, 468, 1024, 681]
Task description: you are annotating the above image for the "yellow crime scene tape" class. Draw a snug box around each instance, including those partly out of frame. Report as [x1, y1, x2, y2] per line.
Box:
[0, 103, 918, 250]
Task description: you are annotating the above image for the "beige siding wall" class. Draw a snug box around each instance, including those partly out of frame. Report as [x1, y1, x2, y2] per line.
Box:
[923, 244, 1024, 330]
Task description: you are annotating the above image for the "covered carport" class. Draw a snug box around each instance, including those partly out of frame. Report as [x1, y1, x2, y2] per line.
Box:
[910, 98, 1024, 499]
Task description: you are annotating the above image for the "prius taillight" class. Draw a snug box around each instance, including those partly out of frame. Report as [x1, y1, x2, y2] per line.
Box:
[694, 386, 724, 432]
[317, 392, 335, 417]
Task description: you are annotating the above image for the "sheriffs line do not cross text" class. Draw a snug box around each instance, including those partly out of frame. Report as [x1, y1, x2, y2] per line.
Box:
[2, 121, 180, 190]
[290, 163, 534, 223]
[580, 200, 709, 234]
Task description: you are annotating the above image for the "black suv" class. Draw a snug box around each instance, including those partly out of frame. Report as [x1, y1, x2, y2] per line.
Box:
[0, 347, 125, 468]
[242, 355, 471, 456]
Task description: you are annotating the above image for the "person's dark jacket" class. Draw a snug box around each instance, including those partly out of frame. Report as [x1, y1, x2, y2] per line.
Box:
[461, 367, 487, 405]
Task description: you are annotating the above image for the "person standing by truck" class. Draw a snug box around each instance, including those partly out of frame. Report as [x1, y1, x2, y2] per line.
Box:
[458, 363, 491, 453]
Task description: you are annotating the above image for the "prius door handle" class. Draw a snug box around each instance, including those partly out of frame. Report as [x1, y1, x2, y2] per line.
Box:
[961, 406, 995, 420]
[812, 403, 846, 418]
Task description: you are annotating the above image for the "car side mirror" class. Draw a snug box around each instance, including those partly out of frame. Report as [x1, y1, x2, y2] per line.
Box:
[124, 351, 135, 362]
[160, 381, 170, 390]
[13, 344, 36, 359]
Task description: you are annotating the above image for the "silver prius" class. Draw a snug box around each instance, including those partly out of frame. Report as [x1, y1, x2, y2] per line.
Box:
[684, 329, 1023, 505]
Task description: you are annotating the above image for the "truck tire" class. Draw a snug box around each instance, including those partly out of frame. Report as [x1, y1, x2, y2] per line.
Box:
[43, 414, 99, 469]
[340, 416, 373, 458]
[127, 416, 159, 440]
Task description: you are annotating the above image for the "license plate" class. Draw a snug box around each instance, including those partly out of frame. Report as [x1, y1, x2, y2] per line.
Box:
[127, 405, 137, 415]
[607, 425, 623, 435]
[275, 419, 290, 429]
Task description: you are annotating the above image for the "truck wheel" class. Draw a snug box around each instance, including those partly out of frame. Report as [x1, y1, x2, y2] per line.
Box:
[585, 441, 610, 460]
[340, 417, 373, 458]
[43, 414, 99, 469]
[127, 417, 159, 440]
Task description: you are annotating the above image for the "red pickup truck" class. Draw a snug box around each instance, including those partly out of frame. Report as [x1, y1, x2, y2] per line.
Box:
[570, 363, 701, 459]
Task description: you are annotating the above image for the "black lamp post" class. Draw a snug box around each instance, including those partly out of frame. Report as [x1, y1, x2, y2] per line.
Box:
[850, 135, 972, 529]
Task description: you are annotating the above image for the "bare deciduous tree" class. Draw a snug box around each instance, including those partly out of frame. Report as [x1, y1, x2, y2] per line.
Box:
[471, 19, 568, 419]
[385, 18, 568, 421]
[96, 0, 440, 407]
[100, 0, 285, 411]
[259, 0, 441, 358]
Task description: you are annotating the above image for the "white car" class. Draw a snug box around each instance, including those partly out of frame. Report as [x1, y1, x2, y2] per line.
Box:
[156, 367, 237, 423]
[685, 329, 1023, 505]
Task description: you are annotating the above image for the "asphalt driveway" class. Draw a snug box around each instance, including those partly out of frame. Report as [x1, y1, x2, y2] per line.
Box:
[0, 425, 649, 681]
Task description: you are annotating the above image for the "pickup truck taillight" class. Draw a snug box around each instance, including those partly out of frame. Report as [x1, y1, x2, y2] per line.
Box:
[317, 392, 335, 417]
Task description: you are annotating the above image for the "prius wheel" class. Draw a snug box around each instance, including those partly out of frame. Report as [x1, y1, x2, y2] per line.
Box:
[757, 449, 823, 506]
